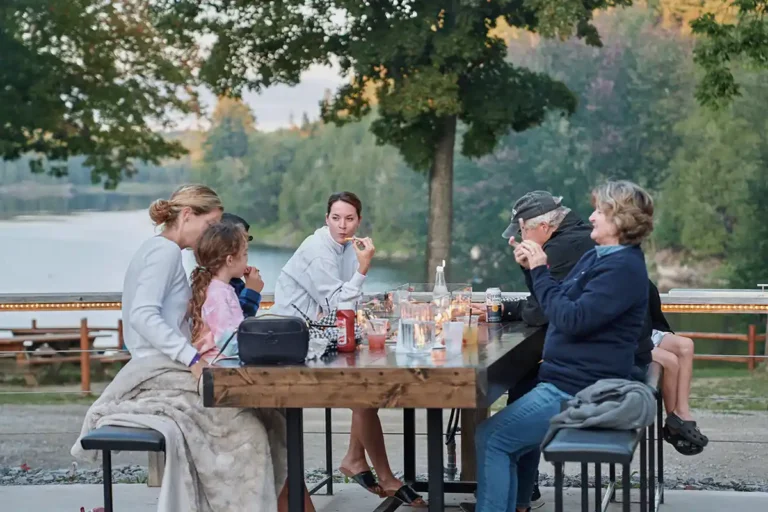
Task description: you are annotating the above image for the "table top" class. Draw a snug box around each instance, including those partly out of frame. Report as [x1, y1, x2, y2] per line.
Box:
[202, 322, 545, 409]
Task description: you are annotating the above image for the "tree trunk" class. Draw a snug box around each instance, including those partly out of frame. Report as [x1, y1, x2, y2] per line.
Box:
[426, 115, 457, 285]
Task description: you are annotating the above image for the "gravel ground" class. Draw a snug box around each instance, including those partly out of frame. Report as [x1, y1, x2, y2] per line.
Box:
[2, 405, 768, 491]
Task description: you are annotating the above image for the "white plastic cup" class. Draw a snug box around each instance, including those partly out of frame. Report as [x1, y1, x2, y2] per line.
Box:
[443, 322, 464, 353]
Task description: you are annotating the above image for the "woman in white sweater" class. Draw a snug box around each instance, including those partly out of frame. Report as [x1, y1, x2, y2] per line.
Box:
[75, 184, 299, 512]
[272, 192, 426, 507]
[121, 184, 223, 378]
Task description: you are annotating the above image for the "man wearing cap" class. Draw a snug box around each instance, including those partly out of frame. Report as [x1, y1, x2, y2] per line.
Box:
[490, 192, 594, 511]
[500, 191, 595, 326]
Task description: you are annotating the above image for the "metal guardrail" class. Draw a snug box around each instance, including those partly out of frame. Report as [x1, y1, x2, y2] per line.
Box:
[2, 288, 768, 393]
[2, 288, 768, 313]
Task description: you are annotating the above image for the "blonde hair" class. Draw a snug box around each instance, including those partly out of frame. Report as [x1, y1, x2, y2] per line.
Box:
[188, 223, 248, 343]
[591, 180, 654, 245]
[148, 184, 222, 228]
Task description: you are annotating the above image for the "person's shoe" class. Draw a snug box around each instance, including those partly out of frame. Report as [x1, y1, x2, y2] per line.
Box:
[531, 483, 545, 509]
[459, 503, 475, 512]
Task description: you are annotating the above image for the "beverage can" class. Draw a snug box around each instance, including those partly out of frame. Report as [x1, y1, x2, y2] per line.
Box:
[485, 287, 502, 323]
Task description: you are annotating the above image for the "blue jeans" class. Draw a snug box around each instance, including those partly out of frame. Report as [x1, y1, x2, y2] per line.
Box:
[476, 382, 573, 512]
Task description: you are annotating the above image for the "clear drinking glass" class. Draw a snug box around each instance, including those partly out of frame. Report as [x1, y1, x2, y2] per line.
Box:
[451, 289, 473, 320]
[399, 302, 436, 355]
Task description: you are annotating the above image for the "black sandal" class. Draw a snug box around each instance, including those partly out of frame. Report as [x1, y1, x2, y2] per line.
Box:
[387, 484, 428, 508]
[665, 413, 709, 447]
[339, 467, 383, 496]
[663, 425, 705, 456]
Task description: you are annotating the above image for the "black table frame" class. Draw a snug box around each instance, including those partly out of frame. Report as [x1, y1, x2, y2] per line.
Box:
[282, 325, 545, 512]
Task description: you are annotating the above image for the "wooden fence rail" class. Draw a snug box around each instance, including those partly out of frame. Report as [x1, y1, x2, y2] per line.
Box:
[676, 325, 763, 371]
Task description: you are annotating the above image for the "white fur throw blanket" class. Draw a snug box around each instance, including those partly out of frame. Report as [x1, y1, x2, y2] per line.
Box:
[71, 354, 287, 512]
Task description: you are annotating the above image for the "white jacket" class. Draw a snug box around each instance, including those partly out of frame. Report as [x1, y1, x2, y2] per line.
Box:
[269, 227, 366, 318]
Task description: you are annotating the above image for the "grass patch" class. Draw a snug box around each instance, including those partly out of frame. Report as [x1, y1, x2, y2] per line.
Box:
[690, 369, 768, 412]
[488, 367, 768, 413]
[0, 392, 98, 406]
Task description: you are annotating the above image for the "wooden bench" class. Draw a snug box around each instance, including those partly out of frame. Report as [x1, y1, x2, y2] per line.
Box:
[542, 362, 664, 512]
[0, 332, 131, 386]
[0, 334, 106, 385]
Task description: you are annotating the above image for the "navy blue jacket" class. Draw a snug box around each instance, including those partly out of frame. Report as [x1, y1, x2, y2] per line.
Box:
[531, 245, 649, 396]
[229, 278, 262, 318]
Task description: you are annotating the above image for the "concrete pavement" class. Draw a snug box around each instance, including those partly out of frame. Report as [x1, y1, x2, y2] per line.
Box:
[2, 483, 767, 511]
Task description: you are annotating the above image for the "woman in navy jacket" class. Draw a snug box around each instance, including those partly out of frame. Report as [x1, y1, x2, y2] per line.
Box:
[472, 181, 655, 512]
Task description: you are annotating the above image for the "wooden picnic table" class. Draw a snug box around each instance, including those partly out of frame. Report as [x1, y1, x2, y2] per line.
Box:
[203, 321, 545, 512]
[0, 333, 106, 351]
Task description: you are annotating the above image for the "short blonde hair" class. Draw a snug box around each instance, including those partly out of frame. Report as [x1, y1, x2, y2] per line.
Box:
[148, 184, 222, 228]
[591, 180, 654, 245]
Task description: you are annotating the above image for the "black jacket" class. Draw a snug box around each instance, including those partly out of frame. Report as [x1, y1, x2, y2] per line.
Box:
[635, 281, 673, 366]
[501, 211, 595, 326]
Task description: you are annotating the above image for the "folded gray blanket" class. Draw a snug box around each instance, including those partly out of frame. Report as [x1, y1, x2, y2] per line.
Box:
[542, 378, 656, 448]
[71, 354, 287, 512]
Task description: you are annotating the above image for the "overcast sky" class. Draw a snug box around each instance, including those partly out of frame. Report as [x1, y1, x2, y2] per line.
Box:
[178, 64, 347, 132]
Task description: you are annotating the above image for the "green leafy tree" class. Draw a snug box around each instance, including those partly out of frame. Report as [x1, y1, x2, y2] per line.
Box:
[204, 97, 256, 161]
[0, 0, 200, 187]
[162, 0, 637, 280]
[450, 6, 697, 289]
[690, 0, 760, 107]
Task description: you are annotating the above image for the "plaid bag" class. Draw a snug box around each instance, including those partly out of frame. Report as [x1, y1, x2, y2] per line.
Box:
[291, 304, 363, 359]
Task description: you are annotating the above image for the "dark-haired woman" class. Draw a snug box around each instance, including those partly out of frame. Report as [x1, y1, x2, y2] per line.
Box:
[272, 192, 426, 507]
[271, 191, 375, 318]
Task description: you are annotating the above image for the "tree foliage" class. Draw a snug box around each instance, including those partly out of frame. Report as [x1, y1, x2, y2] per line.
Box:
[690, 0, 764, 107]
[188, 4, 768, 289]
[163, 0, 642, 171]
[0, 0, 199, 187]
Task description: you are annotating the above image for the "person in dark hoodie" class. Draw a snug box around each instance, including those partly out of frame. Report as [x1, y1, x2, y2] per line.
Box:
[220, 213, 264, 317]
[499, 191, 597, 327]
[466, 181, 654, 512]
[640, 281, 709, 454]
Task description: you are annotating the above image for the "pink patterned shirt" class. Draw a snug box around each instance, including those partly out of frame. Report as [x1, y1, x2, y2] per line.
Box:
[193, 279, 244, 362]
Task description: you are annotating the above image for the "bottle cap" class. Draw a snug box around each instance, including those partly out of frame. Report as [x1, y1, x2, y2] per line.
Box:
[337, 302, 355, 311]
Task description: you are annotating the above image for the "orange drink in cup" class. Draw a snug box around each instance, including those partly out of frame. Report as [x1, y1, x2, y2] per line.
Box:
[457, 315, 478, 345]
[366, 319, 389, 351]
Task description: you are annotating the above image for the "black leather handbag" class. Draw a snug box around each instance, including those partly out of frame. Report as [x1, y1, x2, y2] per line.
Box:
[236, 315, 310, 365]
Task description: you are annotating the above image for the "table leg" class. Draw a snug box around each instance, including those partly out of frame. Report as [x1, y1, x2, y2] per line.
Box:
[286, 408, 305, 512]
[427, 409, 444, 512]
[459, 408, 488, 481]
[403, 408, 416, 483]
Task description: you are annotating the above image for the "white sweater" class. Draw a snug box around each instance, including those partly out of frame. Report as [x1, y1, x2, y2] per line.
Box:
[121, 236, 198, 366]
[270, 227, 366, 318]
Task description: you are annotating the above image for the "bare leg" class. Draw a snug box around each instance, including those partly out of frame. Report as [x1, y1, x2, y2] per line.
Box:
[652, 347, 679, 416]
[659, 335, 695, 421]
[340, 413, 369, 474]
[277, 481, 316, 512]
[347, 409, 402, 490]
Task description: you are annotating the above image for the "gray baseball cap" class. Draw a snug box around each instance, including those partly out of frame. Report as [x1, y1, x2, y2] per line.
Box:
[501, 191, 563, 239]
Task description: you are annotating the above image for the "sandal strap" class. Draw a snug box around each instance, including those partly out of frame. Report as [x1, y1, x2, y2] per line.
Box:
[394, 484, 424, 504]
[355, 471, 379, 489]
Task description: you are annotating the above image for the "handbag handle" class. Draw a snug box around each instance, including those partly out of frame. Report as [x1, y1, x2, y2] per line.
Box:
[210, 330, 238, 366]
[259, 312, 310, 324]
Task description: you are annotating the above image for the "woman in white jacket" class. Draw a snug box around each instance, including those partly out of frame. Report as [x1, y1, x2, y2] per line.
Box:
[270, 193, 374, 318]
[271, 192, 426, 507]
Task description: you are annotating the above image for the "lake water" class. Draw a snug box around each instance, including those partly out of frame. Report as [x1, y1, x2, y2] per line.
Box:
[0, 210, 414, 345]
[0, 210, 761, 362]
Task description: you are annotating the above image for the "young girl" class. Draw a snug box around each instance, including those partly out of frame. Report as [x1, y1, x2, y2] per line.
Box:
[188, 222, 250, 363]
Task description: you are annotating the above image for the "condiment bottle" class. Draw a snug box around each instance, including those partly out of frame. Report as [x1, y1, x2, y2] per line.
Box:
[336, 302, 357, 353]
